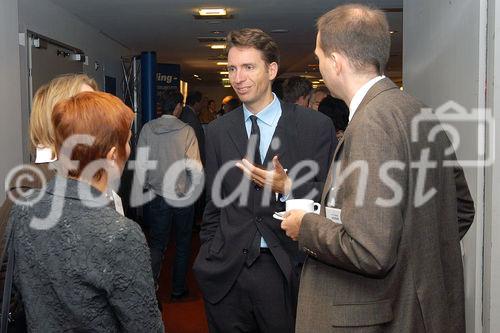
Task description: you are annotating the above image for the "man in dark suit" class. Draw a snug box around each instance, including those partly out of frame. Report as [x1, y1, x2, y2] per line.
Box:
[193, 28, 336, 332]
[282, 76, 313, 108]
[181, 91, 207, 223]
[281, 4, 475, 332]
[180, 91, 206, 165]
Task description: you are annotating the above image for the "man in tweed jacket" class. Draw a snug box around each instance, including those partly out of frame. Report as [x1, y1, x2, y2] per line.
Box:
[281, 4, 475, 332]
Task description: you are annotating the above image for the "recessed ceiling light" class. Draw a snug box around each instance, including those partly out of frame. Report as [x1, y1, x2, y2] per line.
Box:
[223, 84, 231, 88]
[222, 78, 230, 82]
[217, 61, 228, 66]
[199, 8, 227, 16]
[270, 29, 289, 33]
[312, 81, 320, 84]
[193, 74, 199, 78]
[312, 84, 318, 89]
[210, 44, 226, 50]
[319, 79, 324, 82]
[220, 71, 229, 75]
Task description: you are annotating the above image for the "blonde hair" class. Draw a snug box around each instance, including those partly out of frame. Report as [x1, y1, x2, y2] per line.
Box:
[29, 73, 98, 154]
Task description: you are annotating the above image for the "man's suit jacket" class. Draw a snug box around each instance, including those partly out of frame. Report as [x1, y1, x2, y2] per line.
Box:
[180, 105, 205, 165]
[296, 78, 475, 332]
[193, 101, 336, 304]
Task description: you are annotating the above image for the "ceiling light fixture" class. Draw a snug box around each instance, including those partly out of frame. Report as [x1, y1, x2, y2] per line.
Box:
[210, 44, 226, 50]
[270, 29, 289, 33]
[217, 61, 228, 66]
[222, 78, 230, 82]
[193, 74, 199, 78]
[223, 84, 231, 88]
[199, 8, 227, 16]
[220, 71, 229, 75]
[312, 81, 320, 84]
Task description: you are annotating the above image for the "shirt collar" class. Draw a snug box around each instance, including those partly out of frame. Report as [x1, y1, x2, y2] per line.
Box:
[35, 146, 57, 164]
[349, 75, 385, 121]
[243, 93, 280, 126]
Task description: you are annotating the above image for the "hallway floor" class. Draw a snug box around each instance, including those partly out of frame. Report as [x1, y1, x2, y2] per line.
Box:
[157, 233, 209, 333]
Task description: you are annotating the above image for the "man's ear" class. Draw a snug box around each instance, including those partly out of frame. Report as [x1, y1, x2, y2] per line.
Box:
[330, 52, 343, 75]
[106, 146, 117, 162]
[268, 62, 278, 81]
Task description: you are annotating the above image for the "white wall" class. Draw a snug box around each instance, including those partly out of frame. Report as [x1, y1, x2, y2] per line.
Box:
[484, 0, 500, 331]
[0, 0, 24, 203]
[403, 0, 486, 331]
[17, 0, 132, 161]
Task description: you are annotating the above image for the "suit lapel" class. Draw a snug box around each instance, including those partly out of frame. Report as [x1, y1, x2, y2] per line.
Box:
[320, 135, 344, 208]
[350, 78, 398, 124]
[226, 107, 249, 158]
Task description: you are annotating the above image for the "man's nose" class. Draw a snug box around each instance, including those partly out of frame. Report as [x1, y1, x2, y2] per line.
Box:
[232, 69, 246, 83]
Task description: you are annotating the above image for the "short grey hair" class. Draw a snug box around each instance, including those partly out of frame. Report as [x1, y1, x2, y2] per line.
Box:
[317, 4, 391, 75]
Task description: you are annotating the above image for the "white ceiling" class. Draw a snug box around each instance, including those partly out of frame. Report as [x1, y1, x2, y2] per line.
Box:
[48, 0, 403, 84]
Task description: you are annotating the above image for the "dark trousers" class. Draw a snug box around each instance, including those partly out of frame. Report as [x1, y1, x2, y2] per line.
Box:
[204, 251, 296, 333]
[144, 195, 194, 295]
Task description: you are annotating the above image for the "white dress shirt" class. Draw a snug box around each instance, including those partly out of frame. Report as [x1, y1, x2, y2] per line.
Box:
[349, 75, 385, 121]
[34, 146, 57, 164]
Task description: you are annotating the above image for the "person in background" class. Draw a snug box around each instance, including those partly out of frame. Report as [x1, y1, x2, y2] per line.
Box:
[199, 99, 217, 124]
[308, 85, 329, 110]
[180, 91, 207, 226]
[222, 96, 241, 114]
[137, 90, 202, 300]
[318, 94, 349, 140]
[309, 85, 349, 140]
[282, 76, 313, 107]
[272, 77, 286, 100]
[8, 91, 164, 332]
[180, 91, 205, 165]
[218, 95, 234, 117]
[281, 4, 475, 332]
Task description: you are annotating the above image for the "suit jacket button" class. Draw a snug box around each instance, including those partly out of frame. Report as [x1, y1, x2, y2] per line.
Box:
[254, 184, 261, 191]
[242, 249, 248, 254]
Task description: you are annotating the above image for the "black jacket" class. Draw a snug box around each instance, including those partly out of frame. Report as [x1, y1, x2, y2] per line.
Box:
[180, 105, 206, 165]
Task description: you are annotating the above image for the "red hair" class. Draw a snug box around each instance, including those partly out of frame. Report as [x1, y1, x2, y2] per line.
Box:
[52, 91, 134, 179]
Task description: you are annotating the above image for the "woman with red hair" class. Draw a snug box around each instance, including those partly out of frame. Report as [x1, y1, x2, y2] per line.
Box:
[7, 92, 164, 332]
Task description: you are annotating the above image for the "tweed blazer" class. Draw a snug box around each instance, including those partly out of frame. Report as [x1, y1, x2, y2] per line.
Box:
[296, 78, 475, 332]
